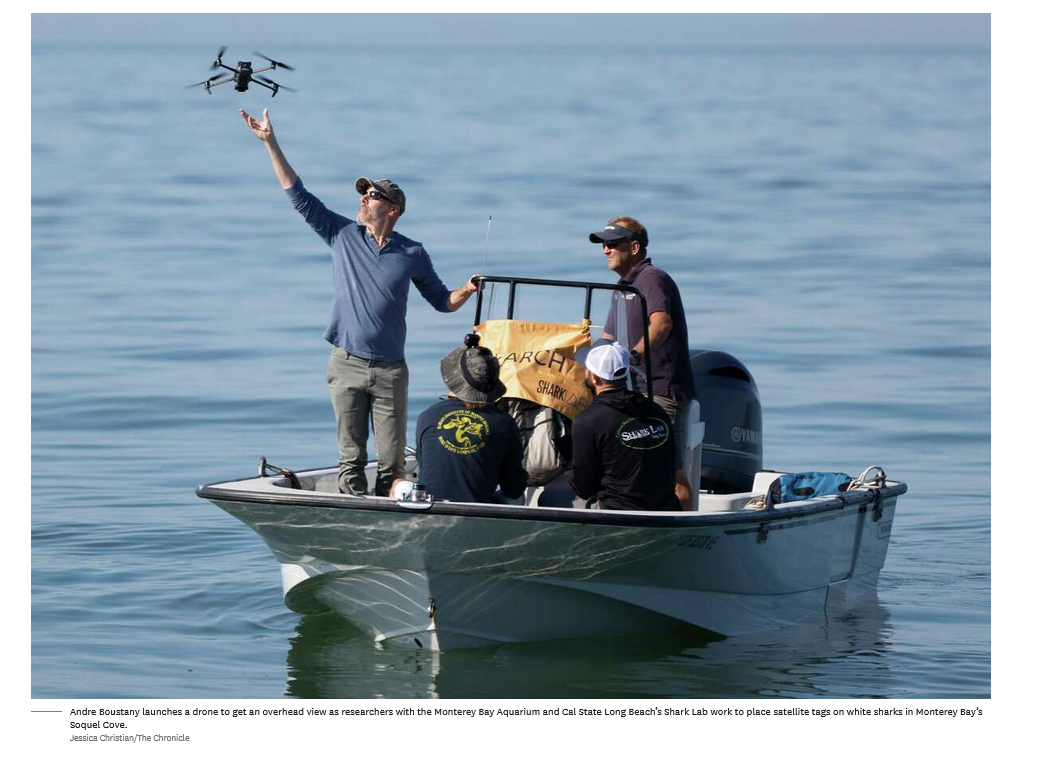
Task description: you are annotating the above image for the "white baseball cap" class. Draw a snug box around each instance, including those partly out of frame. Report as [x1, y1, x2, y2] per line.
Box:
[581, 343, 629, 381]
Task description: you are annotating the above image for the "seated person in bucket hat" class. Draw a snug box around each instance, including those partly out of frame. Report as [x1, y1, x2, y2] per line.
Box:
[413, 337, 528, 504]
[570, 343, 681, 511]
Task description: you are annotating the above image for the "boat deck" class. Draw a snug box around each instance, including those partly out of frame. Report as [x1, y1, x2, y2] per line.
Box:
[199, 458, 906, 526]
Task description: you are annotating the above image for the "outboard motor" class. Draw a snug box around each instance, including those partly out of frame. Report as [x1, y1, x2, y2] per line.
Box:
[690, 350, 762, 493]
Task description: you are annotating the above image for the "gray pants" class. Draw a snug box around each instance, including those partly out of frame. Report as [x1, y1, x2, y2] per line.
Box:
[327, 347, 408, 496]
[654, 395, 690, 470]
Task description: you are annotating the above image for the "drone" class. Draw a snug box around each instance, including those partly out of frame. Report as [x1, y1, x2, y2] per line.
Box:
[188, 47, 296, 97]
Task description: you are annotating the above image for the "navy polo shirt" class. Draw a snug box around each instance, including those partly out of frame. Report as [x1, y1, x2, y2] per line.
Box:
[604, 258, 696, 401]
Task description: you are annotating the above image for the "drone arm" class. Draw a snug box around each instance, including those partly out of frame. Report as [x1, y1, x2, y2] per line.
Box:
[252, 64, 276, 75]
[250, 76, 278, 95]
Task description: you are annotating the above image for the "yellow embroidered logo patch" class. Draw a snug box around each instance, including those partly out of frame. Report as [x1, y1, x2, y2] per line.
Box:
[437, 409, 491, 455]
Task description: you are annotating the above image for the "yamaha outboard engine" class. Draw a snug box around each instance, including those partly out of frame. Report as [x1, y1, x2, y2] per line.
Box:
[690, 350, 762, 493]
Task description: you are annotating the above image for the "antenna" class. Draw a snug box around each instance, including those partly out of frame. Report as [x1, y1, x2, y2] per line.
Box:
[481, 215, 492, 275]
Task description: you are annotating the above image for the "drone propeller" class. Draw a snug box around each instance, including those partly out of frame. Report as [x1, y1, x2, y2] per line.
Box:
[211, 45, 227, 69]
[257, 76, 297, 93]
[186, 74, 227, 88]
[253, 51, 295, 71]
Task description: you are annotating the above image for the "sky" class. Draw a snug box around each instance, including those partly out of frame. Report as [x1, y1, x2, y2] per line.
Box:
[31, 12, 990, 48]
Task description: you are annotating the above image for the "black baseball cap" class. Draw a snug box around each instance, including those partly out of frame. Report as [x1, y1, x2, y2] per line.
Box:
[589, 223, 648, 247]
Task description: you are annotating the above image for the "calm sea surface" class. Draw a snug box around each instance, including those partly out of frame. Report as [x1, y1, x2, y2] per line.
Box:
[32, 45, 990, 698]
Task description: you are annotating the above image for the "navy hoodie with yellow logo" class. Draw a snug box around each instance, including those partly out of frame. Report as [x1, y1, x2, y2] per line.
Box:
[416, 397, 528, 503]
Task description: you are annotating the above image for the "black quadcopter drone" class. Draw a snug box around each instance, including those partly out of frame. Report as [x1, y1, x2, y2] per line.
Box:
[188, 47, 296, 97]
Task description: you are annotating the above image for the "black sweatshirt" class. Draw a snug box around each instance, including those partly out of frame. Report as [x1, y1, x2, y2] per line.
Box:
[569, 388, 681, 511]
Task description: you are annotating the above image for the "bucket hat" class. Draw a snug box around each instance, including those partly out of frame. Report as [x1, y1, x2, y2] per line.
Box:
[440, 336, 507, 404]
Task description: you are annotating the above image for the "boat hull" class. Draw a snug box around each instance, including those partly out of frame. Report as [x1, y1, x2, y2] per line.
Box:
[205, 476, 903, 650]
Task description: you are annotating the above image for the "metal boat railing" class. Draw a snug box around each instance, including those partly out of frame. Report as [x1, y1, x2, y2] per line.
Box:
[471, 275, 654, 399]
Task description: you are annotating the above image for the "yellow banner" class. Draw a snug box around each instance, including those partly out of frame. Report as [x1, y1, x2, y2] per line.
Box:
[477, 319, 593, 420]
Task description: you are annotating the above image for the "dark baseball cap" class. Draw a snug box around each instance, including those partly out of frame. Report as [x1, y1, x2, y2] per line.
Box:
[589, 223, 648, 247]
[355, 177, 406, 214]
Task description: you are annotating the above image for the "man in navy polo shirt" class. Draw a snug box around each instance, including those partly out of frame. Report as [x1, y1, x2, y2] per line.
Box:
[590, 217, 696, 510]
[240, 108, 479, 496]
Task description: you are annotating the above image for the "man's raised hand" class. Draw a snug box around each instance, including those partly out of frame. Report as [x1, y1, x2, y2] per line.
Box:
[240, 106, 297, 188]
[240, 108, 273, 142]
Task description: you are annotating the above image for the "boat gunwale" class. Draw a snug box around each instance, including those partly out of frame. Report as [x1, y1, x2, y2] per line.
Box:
[196, 475, 907, 530]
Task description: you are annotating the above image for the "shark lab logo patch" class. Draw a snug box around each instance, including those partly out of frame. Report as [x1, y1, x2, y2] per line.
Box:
[616, 417, 669, 450]
[438, 409, 491, 455]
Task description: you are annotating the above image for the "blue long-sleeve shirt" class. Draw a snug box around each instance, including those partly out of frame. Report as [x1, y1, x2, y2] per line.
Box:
[286, 178, 452, 361]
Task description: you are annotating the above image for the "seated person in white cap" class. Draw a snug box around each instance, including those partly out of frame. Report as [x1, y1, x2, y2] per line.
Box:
[413, 336, 528, 504]
[570, 343, 681, 511]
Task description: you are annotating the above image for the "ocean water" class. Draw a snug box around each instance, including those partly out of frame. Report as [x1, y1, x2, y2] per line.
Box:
[31, 44, 990, 698]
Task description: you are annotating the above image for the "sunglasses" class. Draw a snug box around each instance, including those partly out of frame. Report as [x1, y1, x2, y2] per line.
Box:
[365, 189, 392, 204]
[603, 239, 633, 251]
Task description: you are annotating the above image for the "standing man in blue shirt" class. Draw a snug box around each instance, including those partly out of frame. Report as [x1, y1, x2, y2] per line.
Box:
[240, 108, 479, 496]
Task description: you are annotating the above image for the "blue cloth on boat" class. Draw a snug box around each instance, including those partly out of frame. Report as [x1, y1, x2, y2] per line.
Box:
[774, 472, 853, 503]
[286, 177, 452, 361]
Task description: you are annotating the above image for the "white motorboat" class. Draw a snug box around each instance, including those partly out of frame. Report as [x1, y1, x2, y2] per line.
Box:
[199, 460, 904, 650]
[198, 277, 907, 650]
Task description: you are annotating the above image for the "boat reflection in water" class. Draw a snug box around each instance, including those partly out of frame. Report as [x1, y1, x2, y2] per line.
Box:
[282, 596, 895, 699]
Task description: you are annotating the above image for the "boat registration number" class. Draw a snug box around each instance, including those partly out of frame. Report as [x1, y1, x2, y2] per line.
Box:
[676, 534, 718, 551]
